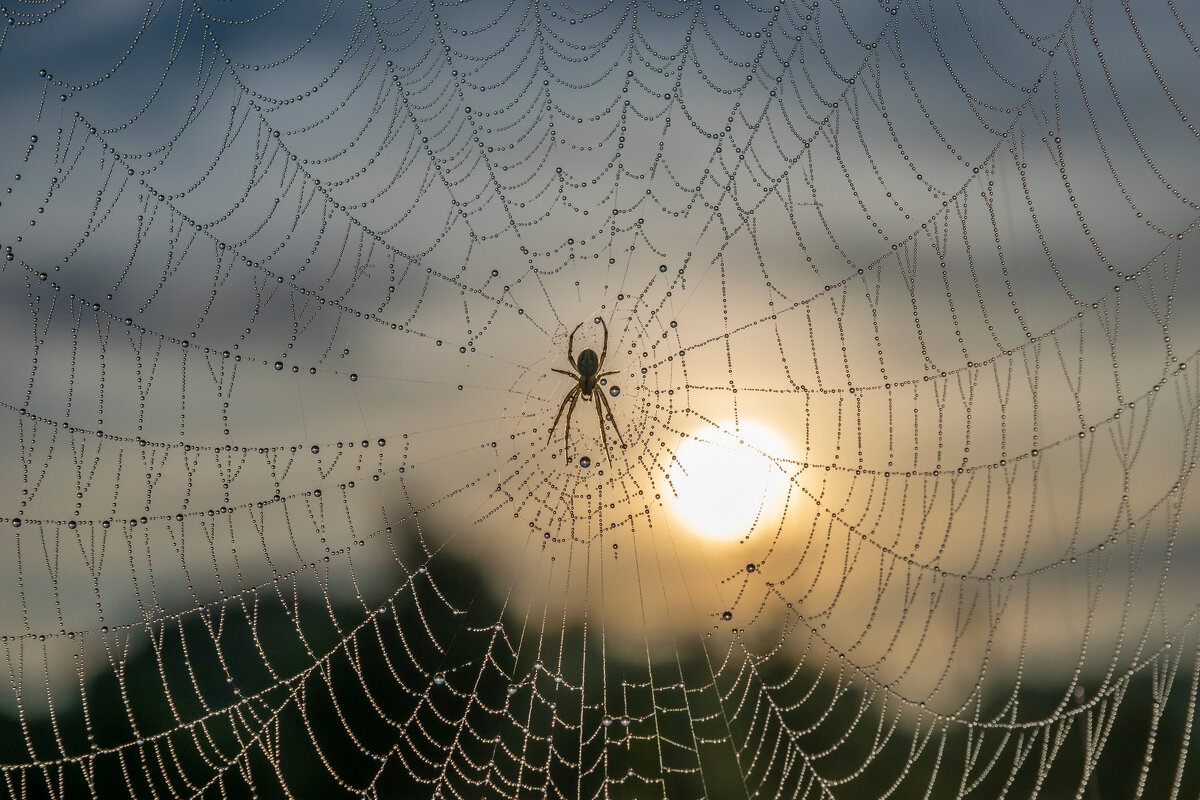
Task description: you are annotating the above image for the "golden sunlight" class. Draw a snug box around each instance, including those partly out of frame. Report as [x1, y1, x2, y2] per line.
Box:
[666, 420, 792, 542]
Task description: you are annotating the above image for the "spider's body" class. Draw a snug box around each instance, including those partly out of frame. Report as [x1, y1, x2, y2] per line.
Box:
[575, 349, 600, 394]
[549, 321, 626, 463]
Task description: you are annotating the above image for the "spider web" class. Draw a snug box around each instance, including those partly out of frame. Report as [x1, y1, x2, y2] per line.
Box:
[1, 0, 1199, 797]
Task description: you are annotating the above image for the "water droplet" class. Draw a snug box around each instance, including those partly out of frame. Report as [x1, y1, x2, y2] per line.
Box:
[433, 672, 446, 685]
[608, 386, 620, 397]
[722, 611, 733, 621]
[579, 456, 591, 468]
[659, 264, 667, 272]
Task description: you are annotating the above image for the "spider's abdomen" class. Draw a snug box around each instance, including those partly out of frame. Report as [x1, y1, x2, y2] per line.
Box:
[577, 348, 599, 377]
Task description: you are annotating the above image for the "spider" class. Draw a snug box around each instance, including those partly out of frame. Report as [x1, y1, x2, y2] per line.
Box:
[548, 318, 626, 463]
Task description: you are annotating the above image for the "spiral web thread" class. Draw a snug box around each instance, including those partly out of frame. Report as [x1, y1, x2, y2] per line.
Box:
[1, 0, 1199, 797]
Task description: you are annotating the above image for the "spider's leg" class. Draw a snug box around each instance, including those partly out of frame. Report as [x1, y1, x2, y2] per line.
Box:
[548, 386, 578, 443]
[563, 388, 580, 460]
[567, 322, 583, 371]
[594, 392, 612, 464]
[598, 390, 626, 448]
[596, 370, 618, 379]
[597, 317, 609, 370]
[552, 368, 578, 378]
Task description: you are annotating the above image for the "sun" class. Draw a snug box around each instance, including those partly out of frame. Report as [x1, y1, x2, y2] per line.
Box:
[666, 420, 792, 541]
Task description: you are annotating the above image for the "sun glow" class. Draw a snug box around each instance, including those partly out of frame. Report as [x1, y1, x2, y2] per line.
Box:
[666, 421, 792, 542]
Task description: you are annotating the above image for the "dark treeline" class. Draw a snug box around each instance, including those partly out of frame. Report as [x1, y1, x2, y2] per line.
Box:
[1, 545, 1195, 799]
